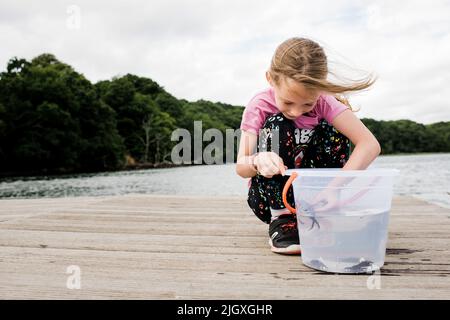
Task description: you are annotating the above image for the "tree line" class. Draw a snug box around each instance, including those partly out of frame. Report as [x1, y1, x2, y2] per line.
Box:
[0, 54, 448, 177]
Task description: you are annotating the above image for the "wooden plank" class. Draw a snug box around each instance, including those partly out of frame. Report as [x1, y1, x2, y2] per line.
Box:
[0, 195, 449, 299]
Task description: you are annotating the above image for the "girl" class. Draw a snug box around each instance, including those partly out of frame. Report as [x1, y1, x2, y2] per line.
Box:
[236, 37, 381, 255]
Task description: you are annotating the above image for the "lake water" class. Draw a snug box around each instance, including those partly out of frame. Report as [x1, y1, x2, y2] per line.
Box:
[0, 153, 449, 209]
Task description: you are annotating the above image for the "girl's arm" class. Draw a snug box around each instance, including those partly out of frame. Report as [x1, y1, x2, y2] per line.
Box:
[331, 109, 381, 170]
[236, 130, 287, 178]
[236, 130, 259, 178]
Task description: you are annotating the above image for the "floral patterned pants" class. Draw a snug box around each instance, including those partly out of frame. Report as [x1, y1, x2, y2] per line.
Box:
[247, 112, 351, 224]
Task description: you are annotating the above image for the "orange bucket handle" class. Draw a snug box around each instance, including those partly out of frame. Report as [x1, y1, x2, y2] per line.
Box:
[282, 171, 298, 214]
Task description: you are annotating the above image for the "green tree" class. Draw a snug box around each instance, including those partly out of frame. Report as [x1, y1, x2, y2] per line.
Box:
[0, 54, 125, 174]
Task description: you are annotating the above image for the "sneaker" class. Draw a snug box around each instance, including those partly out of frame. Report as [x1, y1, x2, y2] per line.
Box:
[268, 214, 301, 255]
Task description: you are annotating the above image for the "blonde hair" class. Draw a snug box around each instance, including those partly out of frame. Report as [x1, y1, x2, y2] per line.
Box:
[269, 37, 376, 110]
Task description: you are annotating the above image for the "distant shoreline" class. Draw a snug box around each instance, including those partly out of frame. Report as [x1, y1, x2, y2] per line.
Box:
[0, 162, 196, 180]
[1, 152, 449, 180]
[0, 153, 448, 209]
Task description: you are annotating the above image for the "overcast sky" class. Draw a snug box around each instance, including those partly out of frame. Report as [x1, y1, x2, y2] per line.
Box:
[1, 0, 449, 123]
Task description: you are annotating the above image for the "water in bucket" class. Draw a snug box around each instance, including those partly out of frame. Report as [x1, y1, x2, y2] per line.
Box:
[282, 168, 399, 274]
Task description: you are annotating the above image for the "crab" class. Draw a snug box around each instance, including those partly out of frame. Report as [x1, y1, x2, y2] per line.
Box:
[308, 258, 329, 272]
[344, 258, 376, 273]
[298, 199, 321, 231]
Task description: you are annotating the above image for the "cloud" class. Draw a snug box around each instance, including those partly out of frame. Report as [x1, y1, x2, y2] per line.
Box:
[0, 0, 449, 123]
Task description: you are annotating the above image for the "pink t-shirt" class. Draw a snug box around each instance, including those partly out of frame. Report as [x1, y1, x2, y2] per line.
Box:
[240, 87, 349, 134]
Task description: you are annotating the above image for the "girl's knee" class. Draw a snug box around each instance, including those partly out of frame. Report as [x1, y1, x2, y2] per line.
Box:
[305, 119, 350, 167]
[317, 119, 349, 142]
[262, 112, 295, 131]
[259, 113, 296, 167]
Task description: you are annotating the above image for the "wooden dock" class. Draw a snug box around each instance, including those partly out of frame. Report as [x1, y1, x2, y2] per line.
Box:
[0, 194, 449, 299]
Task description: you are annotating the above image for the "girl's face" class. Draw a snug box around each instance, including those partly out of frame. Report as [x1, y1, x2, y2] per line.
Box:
[266, 72, 321, 120]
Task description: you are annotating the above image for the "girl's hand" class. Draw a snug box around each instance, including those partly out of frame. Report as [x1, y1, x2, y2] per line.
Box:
[310, 188, 340, 213]
[309, 176, 352, 213]
[253, 152, 287, 178]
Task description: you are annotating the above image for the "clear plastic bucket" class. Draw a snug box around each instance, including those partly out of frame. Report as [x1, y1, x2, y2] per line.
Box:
[282, 168, 399, 274]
